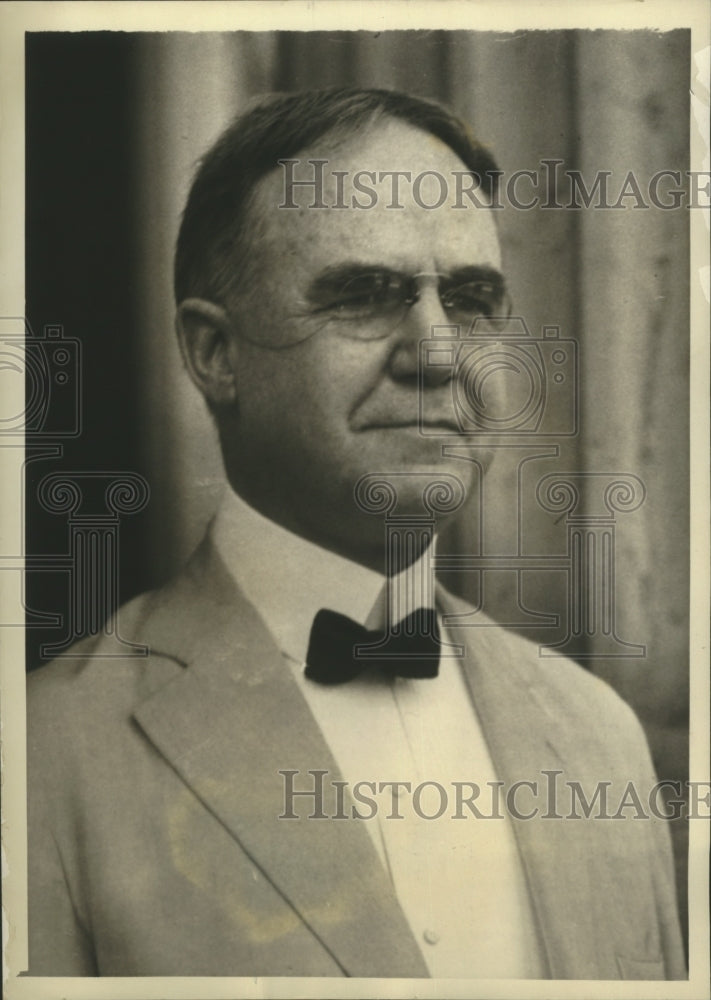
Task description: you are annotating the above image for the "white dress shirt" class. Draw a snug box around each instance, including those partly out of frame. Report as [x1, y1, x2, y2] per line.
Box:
[213, 488, 544, 978]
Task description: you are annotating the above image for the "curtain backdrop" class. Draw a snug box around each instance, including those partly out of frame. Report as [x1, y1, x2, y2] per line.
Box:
[26, 29, 690, 938]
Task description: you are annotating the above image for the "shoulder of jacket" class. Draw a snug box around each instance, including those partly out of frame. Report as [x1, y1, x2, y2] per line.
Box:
[26, 587, 183, 722]
[439, 585, 648, 749]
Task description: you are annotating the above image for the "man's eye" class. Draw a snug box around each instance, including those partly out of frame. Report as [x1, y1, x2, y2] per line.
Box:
[442, 282, 505, 317]
[329, 273, 397, 313]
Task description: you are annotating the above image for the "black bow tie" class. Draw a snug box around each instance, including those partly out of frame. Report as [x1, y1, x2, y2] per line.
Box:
[305, 607, 440, 685]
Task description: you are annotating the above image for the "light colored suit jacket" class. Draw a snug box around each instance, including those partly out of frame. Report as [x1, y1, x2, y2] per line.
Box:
[27, 535, 686, 979]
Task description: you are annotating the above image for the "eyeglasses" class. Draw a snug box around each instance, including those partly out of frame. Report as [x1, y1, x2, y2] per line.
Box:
[306, 266, 512, 341]
[233, 265, 512, 350]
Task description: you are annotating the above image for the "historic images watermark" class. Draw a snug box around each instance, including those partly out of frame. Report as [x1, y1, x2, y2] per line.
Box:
[279, 158, 711, 211]
[278, 769, 711, 823]
[417, 317, 577, 437]
[1, 316, 150, 655]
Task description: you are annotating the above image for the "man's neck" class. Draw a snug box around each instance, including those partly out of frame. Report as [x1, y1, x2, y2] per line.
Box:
[223, 480, 428, 577]
[211, 486, 438, 664]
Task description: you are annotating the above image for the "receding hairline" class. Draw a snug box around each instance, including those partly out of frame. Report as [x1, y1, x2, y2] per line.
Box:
[174, 88, 500, 308]
[245, 115, 499, 248]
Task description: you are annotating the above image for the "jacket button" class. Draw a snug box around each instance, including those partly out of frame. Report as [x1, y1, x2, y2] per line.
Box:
[423, 928, 440, 945]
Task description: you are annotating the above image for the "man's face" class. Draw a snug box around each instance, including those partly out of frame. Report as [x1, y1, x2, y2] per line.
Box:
[222, 119, 503, 561]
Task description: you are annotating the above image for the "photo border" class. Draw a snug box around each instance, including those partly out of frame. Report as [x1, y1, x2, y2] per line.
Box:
[2, 3, 709, 999]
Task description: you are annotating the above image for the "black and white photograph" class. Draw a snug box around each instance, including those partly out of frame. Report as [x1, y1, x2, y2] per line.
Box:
[1, 2, 709, 997]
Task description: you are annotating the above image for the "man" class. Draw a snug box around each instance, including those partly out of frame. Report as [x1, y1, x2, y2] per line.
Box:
[27, 89, 685, 979]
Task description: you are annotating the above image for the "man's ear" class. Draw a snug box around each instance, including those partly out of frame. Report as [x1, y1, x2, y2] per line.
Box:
[175, 299, 238, 408]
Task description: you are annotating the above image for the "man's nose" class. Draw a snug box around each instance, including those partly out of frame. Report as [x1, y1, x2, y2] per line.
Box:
[386, 288, 454, 386]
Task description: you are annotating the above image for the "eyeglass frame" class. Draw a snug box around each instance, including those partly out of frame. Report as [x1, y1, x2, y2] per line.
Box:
[224, 263, 513, 350]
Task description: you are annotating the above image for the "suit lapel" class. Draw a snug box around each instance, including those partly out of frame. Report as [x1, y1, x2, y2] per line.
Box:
[439, 589, 599, 979]
[130, 537, 599, 978]
[132, 537, 428, 978]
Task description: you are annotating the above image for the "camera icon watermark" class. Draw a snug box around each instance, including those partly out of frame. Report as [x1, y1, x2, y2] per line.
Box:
[0, 316, 148, 655]
[418, 317, 577, 437]
[0, 316, 81, 438]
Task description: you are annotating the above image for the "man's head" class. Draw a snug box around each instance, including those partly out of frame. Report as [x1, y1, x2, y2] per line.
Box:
[175, 89, 506, 567]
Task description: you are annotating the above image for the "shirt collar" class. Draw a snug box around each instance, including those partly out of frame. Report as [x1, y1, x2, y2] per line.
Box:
[211, 487, 435, 665]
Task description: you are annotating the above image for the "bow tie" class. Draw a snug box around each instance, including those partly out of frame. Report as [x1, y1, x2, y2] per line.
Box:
[305, 607, 440, 685]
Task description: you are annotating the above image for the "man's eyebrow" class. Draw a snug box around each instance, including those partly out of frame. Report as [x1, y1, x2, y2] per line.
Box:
[304, 262, 507, 303]
[439, 265, 505, 286]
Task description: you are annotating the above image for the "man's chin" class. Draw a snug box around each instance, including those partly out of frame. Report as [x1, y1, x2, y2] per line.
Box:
[350, 445, 475, 519]
[357, 426, 472, 470]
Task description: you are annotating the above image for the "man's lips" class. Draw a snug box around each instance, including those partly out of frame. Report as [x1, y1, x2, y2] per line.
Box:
[351, 393, 462, 433]
[358, 419, 461, 432]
